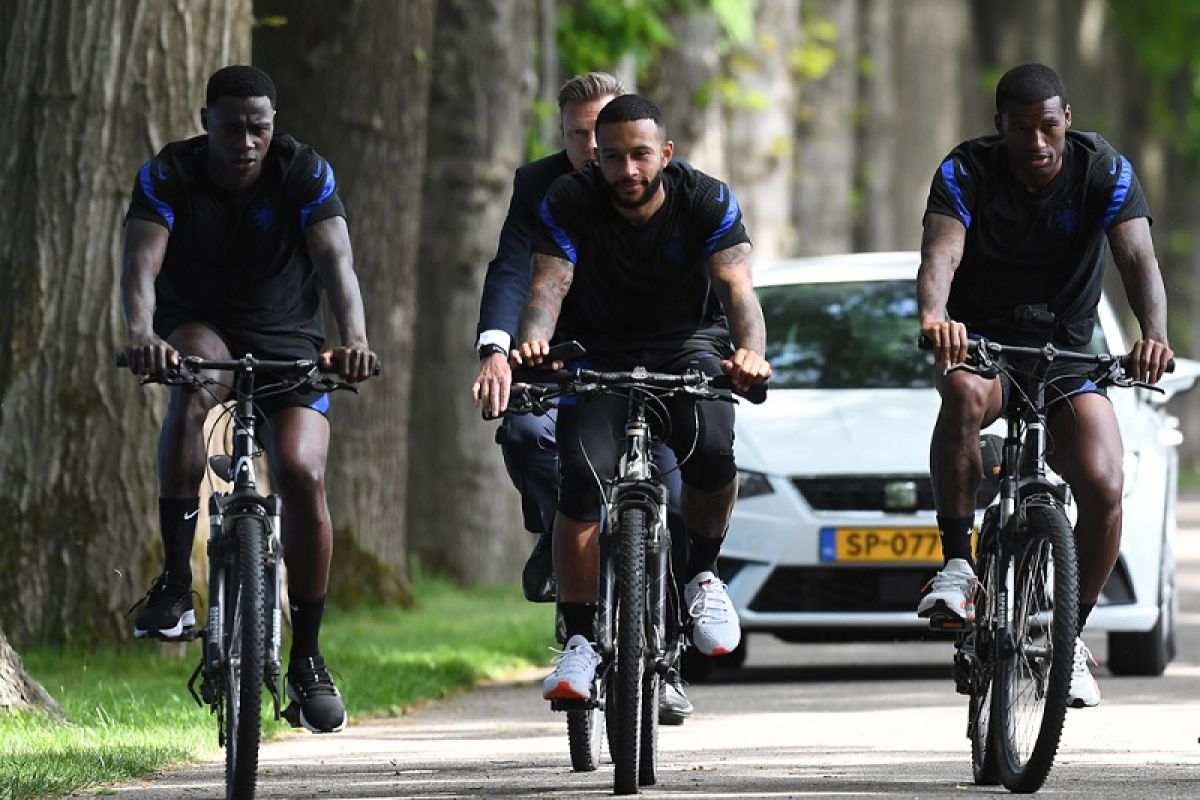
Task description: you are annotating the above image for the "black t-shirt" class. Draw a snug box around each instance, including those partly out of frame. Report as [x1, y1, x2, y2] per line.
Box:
[126, 133, 346, 343]
[924, 130, 1151, 346]
[533, 160, 749, 356]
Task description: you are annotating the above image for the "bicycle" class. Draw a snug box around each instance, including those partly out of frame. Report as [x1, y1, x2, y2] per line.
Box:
[117, 352, 368, 800]
[922, 337, 1171, 793]
[509, 358, 764, 795]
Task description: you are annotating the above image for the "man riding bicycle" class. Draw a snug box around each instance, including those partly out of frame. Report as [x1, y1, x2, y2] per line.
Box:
[514, 94, 771, 701]
[916, 63, 1173, 708]
[120, 65, 377, 734]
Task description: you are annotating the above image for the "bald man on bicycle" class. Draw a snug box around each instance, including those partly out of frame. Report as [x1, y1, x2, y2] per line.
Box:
[917, 63, 1172, 709]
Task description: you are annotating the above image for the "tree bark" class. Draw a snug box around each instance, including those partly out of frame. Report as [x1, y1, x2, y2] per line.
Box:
[722, 0, 799, 261]
[0, 0, 251, 642]
[254, 1, 435, 605]
[0, 625, 60, 715]
[405, 0, 536, 584]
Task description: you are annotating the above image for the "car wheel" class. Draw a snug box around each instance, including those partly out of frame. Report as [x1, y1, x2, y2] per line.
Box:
[1107, 544, 1175, 677]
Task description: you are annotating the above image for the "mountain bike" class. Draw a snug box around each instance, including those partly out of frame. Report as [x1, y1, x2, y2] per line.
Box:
[510, 359, 764, 795]
[117, 352, 367, 800]
[924, 337, 1171, 793]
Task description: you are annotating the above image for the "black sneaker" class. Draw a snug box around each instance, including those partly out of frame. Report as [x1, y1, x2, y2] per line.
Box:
[285, 654, 347, 733]
[658, 669, 693, 725]
[521, 532, 556, 603]
[128, 574, 195, 641]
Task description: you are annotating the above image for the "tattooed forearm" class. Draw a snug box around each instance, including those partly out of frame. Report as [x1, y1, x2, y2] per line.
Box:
[709, 243, 766, 353]
[917, 213, 965, 321]
[518, 253, 575, 343]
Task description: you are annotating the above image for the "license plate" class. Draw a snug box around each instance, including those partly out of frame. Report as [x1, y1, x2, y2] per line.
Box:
[819, 527, 944, 563]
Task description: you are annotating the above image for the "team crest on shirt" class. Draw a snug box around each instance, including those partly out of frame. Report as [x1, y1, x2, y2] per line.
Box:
[250, 201, 277, 232]
[662, 237, 686, 265]
[1054, 205, 1078, 235]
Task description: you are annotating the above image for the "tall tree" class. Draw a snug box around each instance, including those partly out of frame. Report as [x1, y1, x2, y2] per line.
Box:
[406, 0, 536, 583]
[0, 0, 251, 642]
[255, 1, 436, 604]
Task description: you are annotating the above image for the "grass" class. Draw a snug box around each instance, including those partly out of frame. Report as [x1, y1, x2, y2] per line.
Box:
[0, 579, 554, 800]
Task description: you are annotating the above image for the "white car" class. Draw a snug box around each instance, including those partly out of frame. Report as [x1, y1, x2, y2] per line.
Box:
[714, 251, 1198, 677]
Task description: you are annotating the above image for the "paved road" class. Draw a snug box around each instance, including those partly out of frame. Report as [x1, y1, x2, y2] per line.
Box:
[75, 507, 1200, 799]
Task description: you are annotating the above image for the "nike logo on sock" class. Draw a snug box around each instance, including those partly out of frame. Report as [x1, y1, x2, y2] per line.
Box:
[183, 509, 200, 520]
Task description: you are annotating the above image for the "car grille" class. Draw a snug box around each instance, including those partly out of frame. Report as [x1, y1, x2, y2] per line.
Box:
[791, 476, 936, 512]
[749, 565, 938, 613]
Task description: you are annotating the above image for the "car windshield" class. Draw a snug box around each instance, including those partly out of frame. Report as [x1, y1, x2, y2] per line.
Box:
[758, 278, 934, 389]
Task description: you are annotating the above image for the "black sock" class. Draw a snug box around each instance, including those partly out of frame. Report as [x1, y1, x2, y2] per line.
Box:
[686, 535, 724, 582]
[289, 595, 327, 662]
[158, 497, 199, 586]
[558, 602, 596, 642]
[937, 514, 974, 566]
[1078, 602, 1094, 637]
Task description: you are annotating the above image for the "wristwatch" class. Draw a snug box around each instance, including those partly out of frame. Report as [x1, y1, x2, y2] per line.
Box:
[478, 343, 507, 360]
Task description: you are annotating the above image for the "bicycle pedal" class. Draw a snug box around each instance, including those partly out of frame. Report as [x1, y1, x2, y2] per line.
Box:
[550, 698, 594, 712]
[281, 701, 304, 728]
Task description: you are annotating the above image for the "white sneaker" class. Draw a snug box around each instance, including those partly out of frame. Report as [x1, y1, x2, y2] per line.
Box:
[917, 558, 977, 625]
[685, 571, 741, 656]
[1068, 637, 1101, 708]
[542, 634, 600, 701]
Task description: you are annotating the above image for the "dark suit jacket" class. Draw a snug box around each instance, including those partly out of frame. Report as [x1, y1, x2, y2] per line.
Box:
[476, 150, 574, 341]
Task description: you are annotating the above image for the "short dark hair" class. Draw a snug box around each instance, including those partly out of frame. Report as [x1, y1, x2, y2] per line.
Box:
[595, 93, 666, 134]
[995, 63, 1068, 113]
[206, 65, 278, 109]
[557, 72, 625, 111]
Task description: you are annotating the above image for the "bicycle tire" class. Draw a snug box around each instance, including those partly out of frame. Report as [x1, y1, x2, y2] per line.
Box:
[969, 516, 1000, 786]
[567, 704, 602, 771]
[225, 516, 267, 800]
[638, 668, 660, 786]
[613, 506, 647, 796]
[993, 502, 1079, 793]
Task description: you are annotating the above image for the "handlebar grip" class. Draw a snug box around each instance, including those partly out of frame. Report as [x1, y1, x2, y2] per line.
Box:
[711, 374, 769, 405]
[115, 352, 129, 368]
[1118, 354, 1175, 374]
[511, 367, 575, 384]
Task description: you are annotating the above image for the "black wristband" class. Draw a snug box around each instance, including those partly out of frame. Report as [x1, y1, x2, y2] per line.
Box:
[478, 343, 507, 360]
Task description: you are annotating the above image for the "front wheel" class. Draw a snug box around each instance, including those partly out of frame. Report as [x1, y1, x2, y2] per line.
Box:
[968, 515, 1000, 786]
[993, 502, 1078, 793]
[612, 507, 647, 796]
[224, 516, 267, 800]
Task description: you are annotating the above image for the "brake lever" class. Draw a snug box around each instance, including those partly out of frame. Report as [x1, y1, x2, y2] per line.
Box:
[945, 362, 999, 380]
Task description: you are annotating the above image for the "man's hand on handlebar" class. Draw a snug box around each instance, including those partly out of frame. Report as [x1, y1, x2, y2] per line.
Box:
[720, 348, 772, 394]
[920, 318, 969, 370]
[122, 335, 180, 376]
[511, 339, 570, 371]
[472, 352, 512, 420]
[1128, 338, 1174, 385]
[319, 343, 378, 382]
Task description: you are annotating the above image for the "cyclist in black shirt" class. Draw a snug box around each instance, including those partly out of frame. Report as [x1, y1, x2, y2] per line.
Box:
[916, 63, 1173, 708]
[515, 94, 771, 702]
[120, 65, 377, 734]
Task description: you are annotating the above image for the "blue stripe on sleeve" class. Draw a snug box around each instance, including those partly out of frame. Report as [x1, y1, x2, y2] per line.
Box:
[539, 196, 577, 263]
[138, 161, 174, 231]
[1103, 156, 1132, 230]
[299, 159, 337, 229]
[704, 185, 741, 256]
[940, 158, 971, 228]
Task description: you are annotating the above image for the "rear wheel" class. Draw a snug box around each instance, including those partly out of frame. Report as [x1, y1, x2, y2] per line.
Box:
[613, 507, 647, 796]
[993, 503, 1078, 793]
[969, 515, 1000, 786]
[638, 665, 660, 786]
[567, 705, 602, 772]
[224, 517, 266, 800]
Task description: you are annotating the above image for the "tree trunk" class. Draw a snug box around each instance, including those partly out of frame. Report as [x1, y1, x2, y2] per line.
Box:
[722, 0, 799, 261]
[642, 9, 726, 176]
[0, 0, 251, 642]
[0, 625, 60, 715]
[405, 0, 535, 584]
[254, 1, 435, 605]
[793, 0, 856, 255]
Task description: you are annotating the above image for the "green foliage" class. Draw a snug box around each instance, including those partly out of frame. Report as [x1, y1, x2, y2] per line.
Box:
[1108, 0, 1200, 167]
[1, 580, 552, 800]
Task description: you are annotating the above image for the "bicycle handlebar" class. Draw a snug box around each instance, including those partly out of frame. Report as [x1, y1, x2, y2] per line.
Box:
[508, 365, 768, 408]
[115, 352, 378, 392]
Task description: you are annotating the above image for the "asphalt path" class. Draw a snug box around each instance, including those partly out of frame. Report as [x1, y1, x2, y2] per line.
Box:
[73, 504, 1200, 799]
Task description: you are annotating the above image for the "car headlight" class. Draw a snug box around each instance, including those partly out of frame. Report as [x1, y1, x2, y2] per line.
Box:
[737, 469, 774, 499]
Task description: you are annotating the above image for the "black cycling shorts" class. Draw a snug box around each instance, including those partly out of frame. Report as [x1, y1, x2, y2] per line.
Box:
[155, 309, 329, 420]
[555, 349, 736, 521]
